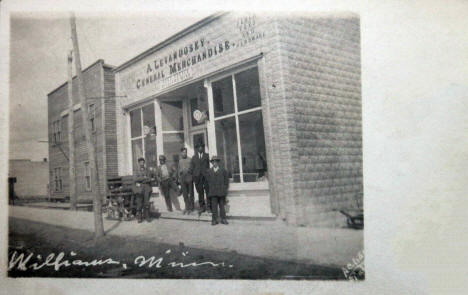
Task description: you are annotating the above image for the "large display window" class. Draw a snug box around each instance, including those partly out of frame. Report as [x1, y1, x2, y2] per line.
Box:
[212, 67, 267, 183]
[129, 103, 157, 172]
[161, 100, 184, 168]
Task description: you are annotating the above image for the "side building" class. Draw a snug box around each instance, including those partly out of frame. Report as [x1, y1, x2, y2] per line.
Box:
[8, 159, 49, 198]
[47, 59, 118, 202]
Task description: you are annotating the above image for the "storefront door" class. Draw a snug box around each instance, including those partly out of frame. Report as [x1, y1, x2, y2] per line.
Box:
[191, 129, 208, 154]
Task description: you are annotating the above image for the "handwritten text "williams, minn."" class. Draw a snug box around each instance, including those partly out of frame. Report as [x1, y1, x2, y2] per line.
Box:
[9, 249, 234, 272]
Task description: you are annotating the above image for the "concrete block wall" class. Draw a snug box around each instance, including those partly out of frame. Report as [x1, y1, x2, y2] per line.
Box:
[278, 14, 363, 227]
[114, 12, 363, 227]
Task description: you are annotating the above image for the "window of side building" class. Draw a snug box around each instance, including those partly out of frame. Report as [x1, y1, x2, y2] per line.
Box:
[88, 104, 96, 132]
[211, 66, 267, 183]
[130, 103, 157, 173]
[53, 167, 62, 192]
[52, 120, 61, 144]
[84, 161, 91, 191]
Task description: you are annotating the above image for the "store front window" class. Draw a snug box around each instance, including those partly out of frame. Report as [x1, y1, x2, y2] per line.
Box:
[130, 103, 157, 173]
[161, 100, 184, 168]
[212, 66, 267, 183]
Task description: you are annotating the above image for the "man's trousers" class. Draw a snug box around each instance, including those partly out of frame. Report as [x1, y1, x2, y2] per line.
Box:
[181, 180, 194, 211]
[210, 195, 226, 221]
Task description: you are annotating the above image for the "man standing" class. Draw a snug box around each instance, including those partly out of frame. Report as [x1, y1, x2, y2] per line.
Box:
[132, 157, 155, 223]
[178, 147, 194, 214]
[190, 142, 210, 213]
[156, 155, 175, 212]
[205, 156, 229, 225]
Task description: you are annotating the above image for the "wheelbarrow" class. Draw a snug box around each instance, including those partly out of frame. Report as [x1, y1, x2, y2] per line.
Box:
[339, 209, 363, 229]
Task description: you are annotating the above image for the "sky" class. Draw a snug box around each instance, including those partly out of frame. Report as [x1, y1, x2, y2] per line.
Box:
[9, 11, 213, 161]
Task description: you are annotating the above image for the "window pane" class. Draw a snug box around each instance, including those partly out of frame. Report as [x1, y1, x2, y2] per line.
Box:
[239, 111, 268, 182]
[163, 133, 184, 169]
[212, 76, 235, 117]
[215, 117, 240, 182]
[142, 103, 156, 135]
[190, 98, 203, 127]
[235, 67, 262, 112]
[131, 139, 143, 173]
[144, 135, 157, 169]
[130, 109, 141, 138]
[161, 101, 184, 131]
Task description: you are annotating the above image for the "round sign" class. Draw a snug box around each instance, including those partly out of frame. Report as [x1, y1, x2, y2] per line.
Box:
[193, 110, 204, 122]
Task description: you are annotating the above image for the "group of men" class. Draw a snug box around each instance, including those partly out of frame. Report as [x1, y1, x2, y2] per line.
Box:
[132, 143, 230, 226]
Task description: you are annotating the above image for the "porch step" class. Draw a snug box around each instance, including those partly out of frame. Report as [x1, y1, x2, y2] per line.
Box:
[151, 192, 276, 220]
[153, 209, 277, 222]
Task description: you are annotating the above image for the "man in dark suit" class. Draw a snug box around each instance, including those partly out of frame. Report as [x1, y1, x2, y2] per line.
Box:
[133, 157, 156, 223]
[190, 142, 210, 213]
[205, 155, 229, 225]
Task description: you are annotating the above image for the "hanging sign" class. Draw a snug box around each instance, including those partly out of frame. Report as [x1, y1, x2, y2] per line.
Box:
[193, 110, 207, 123]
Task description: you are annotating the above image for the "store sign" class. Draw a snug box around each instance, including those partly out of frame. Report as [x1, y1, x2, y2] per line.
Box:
[193, 109, 208, 123]
[120, 14, 265, 98]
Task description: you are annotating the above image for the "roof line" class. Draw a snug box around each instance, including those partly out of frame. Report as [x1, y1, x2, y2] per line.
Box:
[47, 59, 115, 96]
[113, 11, 227, 73]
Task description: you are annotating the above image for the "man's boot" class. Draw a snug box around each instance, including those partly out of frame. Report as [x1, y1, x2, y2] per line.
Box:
[137, 211, 143, 223]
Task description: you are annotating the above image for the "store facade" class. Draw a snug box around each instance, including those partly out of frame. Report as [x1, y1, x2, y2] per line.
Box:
[114, 12, 363, 227]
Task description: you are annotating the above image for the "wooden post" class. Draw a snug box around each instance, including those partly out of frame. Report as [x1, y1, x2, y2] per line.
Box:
[70, 13, 104, 239]
[67, 50, 77, 211]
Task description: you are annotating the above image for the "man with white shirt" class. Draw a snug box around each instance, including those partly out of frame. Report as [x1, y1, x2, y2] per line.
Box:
[178, 147, 194, 214]
[156, 155, 175, 212]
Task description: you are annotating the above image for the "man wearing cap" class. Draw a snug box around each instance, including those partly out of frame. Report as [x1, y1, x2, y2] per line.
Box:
[190, 142, 210, 213]
[133, 157, 155, 223]
[205, 155, 229, 225]
[156, 155, 175, 212]
[178, 147, 194, 214]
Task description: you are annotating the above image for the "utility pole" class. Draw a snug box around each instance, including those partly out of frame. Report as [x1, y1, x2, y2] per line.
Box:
[67, 50, 77, 211]
[70, 12, 104, 239]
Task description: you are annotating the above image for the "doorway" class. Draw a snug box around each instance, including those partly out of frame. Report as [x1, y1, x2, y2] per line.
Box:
[191, 129, 208, 154]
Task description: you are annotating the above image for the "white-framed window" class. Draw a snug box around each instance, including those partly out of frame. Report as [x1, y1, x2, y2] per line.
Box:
[52, 119, 61, 143]
[210, 66, 268, 183]
[160, 100, 185, 168]
[84, 161, 91, 191]
[130, 102, 157, 172]
[88, 104, 96, 132]
[53, 167, 63, 192]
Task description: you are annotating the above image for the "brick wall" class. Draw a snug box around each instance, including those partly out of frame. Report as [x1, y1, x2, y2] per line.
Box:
[104, 67, 119, 179]
[47, 60, 116, 201]
[278, 14, 363, 227]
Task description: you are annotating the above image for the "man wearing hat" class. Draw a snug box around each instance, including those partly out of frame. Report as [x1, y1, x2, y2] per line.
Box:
[133, 157, 156, 223]
[190, 142, 210, 213]
[205, 155, 229, 225]
[155, 155, 176, 212]
[178, 147, 194, 214]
